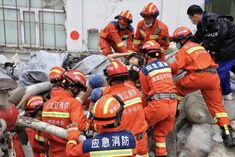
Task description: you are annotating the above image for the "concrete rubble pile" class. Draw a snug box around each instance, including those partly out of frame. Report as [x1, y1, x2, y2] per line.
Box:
[170, 91, 235, 157]
[0, 53, 235, 156]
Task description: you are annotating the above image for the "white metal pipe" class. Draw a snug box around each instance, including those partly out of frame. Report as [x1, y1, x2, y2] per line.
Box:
[16, 116, 86, 142]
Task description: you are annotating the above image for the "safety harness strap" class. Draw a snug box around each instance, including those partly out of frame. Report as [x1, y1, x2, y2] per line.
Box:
[195, 67, 217, 73]
[149, 93, 176, 101]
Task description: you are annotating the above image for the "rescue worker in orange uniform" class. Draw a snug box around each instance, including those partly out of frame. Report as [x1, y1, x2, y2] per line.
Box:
[41, 70, 90, 157]
[49, 66, 65, 98]
[139, 40, 177, 157]
[133, 2, 170, 60]
[13, 96, 46, 157]
[65, 94, 137, 157]
[99, 10, 134, 56]
[169, 26, 235, 147]
[102, 60, 149, 156]
[107, 52, 146, 86]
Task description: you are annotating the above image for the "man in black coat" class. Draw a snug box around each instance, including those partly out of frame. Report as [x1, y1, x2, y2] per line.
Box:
[187, 4, 235, 101]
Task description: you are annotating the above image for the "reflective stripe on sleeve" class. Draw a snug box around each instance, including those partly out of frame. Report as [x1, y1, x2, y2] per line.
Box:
[155, 142, 166, 148]
[140, 29, 146, 37]
[124, 97, 142, 108]
[117, 42, 125, 48]
[186, 46, 204, 54]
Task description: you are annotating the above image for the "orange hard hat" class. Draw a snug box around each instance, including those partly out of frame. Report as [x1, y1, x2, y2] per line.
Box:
[92, 94, 124, 126]
[49, 66, 65, 83]
[115, 10, 133, 24]
[172, 26, 192, 42]
[140, 2, 159, 19]
[103, 60, 129, 81]
[141, 40, 161, 54]
[61, 69, 87, 91]
[25, 96, 44, 113]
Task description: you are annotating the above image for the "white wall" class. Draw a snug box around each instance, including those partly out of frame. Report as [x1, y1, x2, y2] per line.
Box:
[66, 0, 204, 53]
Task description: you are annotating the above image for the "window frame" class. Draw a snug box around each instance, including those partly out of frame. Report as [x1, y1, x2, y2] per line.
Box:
[0, 4, 65, 50]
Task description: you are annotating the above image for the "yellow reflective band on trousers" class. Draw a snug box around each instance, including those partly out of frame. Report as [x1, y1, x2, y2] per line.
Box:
[140, 29, 146, 37]
[186, 46, 204, 54]
[124, 97, 142, 108]
[90, 149, 133, 157]
[213, 112, 229, 123]
[133, 39, 142, 45]
[117, 41, 124, 48]
[41, 111, 70, 118]
[148, 68, 171, 77]
[155, 142, 166, 148]
[223, 125, 230, 135]
[35, 134, 45, 142]
[149, 35, 159, 39]
[176, 95, 184, 101]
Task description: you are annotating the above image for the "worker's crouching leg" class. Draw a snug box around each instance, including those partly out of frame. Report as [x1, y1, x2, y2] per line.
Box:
[135, 132, 149, 156]
[153, 100, 176, 157]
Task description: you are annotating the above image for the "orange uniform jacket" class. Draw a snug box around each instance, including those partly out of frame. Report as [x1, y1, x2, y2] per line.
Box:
[168, 41, 218, 75]
[42, 89, 89, 155]
[133, 19, 170, 52]
[103, 81, 149, 155]
[13, 128, 46, 157]
[103, 82, 148, 135]
[100, 21, 134, 55]
[139, 59, 176, 97]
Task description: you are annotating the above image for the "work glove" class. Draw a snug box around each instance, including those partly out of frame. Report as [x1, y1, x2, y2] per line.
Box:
[67, 122, 80, 141]
[90, 88, 103, 103]
[88, 75, 105, 89]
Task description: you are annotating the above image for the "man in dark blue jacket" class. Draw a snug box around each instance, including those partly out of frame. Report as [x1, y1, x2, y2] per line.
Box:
[187, 4, 235, 101]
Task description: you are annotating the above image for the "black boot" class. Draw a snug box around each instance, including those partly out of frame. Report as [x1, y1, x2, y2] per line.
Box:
[221, 125, 235, 147]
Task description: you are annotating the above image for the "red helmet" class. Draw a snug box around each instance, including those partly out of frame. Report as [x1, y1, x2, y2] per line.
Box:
[62, 70, 87, 91]
[172, 26, 192, 41]
[115, 10, 133, 24]
[141, 40, 161, 55]
[49, 66, 65, 83]
[25, 96, 44, 113]
[92, 94, 124, 126]
[140, 2, 159, 19]
[103, 60, 129, 81]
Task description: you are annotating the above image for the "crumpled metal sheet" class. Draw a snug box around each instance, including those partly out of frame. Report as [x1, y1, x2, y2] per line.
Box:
[72, 54, 109, 75]
[0, 78, 18, 91]
[19, 50, 68, 87]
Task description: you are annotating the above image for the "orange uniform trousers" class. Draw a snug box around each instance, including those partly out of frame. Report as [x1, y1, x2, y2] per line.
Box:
[176, 72, 230, 127]
[144, 99, 177, 156]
